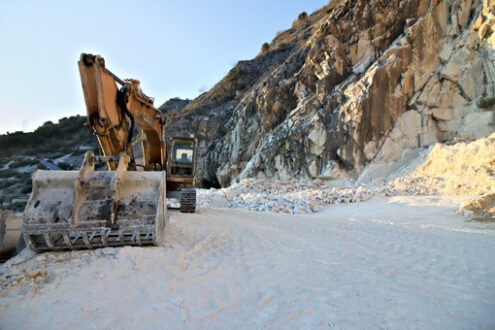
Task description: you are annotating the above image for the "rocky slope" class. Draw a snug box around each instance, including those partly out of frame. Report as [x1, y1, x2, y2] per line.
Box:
[2, 0, 494, 214]
[163, 0, 495, 188]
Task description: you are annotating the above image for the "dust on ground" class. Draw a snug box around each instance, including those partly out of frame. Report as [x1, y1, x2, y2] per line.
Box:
[1, 195, 494, 329]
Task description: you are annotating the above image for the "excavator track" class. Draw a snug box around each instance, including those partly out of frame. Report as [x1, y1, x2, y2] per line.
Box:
[23, 152, 167, 252]
[180, 188, 196, 213]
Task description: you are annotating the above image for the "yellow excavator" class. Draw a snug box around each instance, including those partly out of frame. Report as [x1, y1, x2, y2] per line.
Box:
[22, 53, 196, 252]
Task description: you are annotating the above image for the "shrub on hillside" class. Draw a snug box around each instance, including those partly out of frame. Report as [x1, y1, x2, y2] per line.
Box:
[227, 70, 242, 90]
[0, 115, 95, 158]
[278, 42, 290, 50]
[15, 172, 31, 180]
[261, 42, 270, 53]
[0, 181, 13, 190]
[9, 200, 27, 212]
[0, 169, 18, 179]
[9, 158, 38, 168]
[293, 11, 310, 29]
[21, 178, 32, 194]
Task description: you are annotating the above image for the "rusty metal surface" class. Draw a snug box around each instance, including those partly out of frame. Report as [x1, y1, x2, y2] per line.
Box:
[23, 152, 167, 252]
[166, 177, 194, 183]
[1, 210, 23, 255]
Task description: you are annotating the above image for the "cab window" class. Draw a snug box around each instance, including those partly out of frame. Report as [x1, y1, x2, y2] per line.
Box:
[173, 143, 194, 163]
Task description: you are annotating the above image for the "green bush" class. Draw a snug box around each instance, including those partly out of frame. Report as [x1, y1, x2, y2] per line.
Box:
[0, 169, 18, 179]
[9, 201, 27, 212]
[0, 115, 96, 158]
[0, 180, 13, 190]
[21, 180, 33, 194]
[0, 157, 8, 168]
[278, 42, 289, 50]
[298, 12, 308, 20]
[261, 42, 270, 53]
[9, 158, 38, 168]
[15, 171, 30, 179]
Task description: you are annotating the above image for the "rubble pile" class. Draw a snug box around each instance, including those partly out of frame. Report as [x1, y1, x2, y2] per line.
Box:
[0, 250, 59, 296]
[196, 179, 435, 215]
[223, 181, 373, 214]
[0, 248, 120, 295]
[386, 177, 441, 196]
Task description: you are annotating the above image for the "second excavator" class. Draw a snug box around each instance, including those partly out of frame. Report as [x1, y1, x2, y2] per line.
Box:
[22, 53, 196, 252]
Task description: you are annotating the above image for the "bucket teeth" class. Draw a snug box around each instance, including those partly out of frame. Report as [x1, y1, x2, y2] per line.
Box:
[23, 227, 157, 252]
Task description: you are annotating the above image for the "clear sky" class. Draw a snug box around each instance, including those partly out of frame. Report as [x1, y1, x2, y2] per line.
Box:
[0, 0, 327, 134]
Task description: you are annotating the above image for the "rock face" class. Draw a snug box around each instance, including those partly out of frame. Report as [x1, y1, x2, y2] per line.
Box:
[159, 98, 190, 117]
[163, 0, 495, 188]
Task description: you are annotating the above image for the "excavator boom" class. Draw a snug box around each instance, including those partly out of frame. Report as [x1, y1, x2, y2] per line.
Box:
[78, 54, 167, 169]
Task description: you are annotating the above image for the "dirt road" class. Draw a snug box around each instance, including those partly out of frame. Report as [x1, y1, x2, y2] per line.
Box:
[1, 196, 494, 329]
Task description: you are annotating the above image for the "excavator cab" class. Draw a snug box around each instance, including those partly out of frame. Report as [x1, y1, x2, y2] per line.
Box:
[166, 137, 197, 213]
[169, 137, 195, 177]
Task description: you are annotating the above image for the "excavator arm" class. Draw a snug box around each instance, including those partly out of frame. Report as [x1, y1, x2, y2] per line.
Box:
[78, 53, 166, 170]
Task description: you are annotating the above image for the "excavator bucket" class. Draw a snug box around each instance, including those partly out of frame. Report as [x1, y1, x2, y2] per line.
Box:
[23, 152, 166, 252]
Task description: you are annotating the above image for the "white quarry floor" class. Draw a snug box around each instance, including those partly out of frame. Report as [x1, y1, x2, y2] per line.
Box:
[1, 196, 494, 329]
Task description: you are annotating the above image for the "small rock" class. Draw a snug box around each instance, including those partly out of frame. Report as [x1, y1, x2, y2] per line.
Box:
[101, 248, 116, 256]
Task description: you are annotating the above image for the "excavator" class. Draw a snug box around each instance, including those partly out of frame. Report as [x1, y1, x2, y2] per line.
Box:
[22, 53, 196, 252]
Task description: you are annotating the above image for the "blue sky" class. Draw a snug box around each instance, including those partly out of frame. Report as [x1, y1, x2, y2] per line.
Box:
[0, 0, 327, 134]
